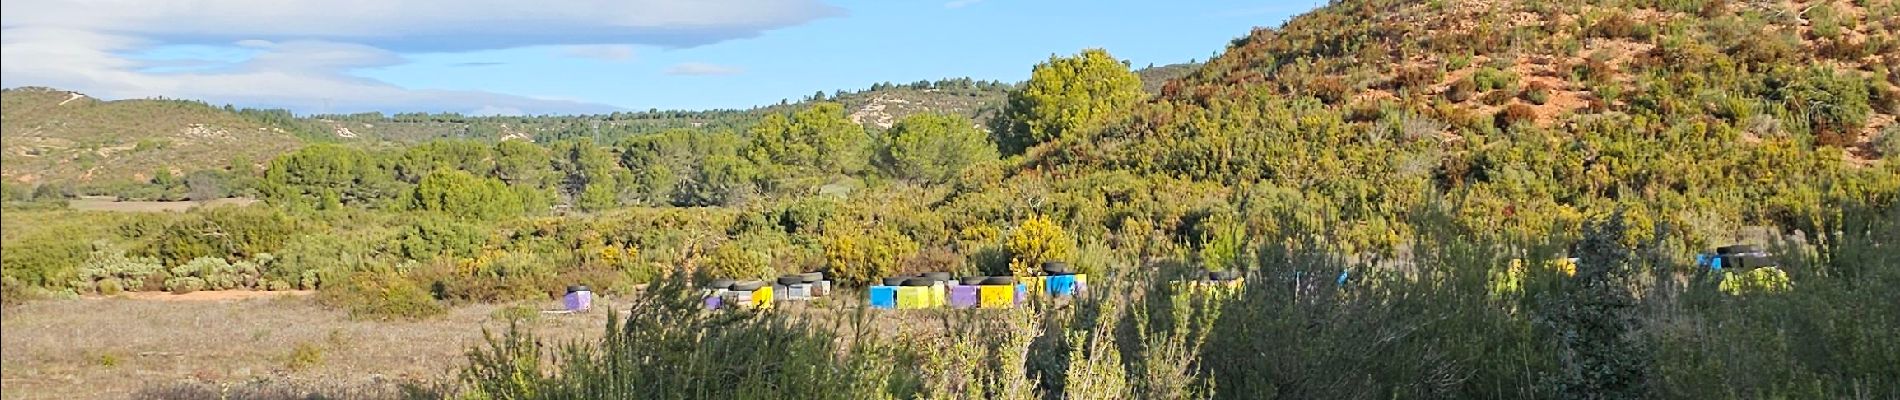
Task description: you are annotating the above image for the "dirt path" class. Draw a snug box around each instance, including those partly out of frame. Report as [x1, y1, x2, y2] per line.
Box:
[96, 290, 316, 302]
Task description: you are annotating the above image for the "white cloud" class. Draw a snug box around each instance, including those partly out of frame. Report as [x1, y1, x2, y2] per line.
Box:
[664, 62, 745, 76]
[0, 0, 847, 114]
[559, 44, 638, 61]
[0, 27, 619, 115]
[944, 0, 983, 9]
[0, 0, 845, 51]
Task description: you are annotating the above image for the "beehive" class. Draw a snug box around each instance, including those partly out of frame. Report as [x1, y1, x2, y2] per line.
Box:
[750, 286, 774, 309]
[897, 286, 934, 309]
[1047, 275, 1086, 296]
[980, 285, 1015, 308]
[868, 286, 897, 309]
[930, 283, 948, 308]
[948, 286, 979, 308]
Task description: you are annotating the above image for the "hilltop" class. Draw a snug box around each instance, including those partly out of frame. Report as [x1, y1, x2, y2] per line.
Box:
[1021, 0, 1898, 249]
[2, 63, 1200, 187]
[0, 87, 303, 185]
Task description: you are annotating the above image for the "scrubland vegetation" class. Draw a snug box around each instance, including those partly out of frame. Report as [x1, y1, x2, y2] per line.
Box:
[5, 0, 1900, 398]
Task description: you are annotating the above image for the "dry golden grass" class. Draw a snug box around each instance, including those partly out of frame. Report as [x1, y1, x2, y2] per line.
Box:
[65, 197, 258, 213]
[1, 296, 621, 399]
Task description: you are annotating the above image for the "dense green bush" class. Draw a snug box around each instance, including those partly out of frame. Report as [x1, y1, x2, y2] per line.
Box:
[879, 113, 1000, 183]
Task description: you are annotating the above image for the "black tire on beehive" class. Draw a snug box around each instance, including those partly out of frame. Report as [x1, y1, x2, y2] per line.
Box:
[981, 276, 1016, 285]
[960, 276, 989, 285]
[800, 272, 824, 283]
[730, 281, 766, 292]
[923, 272, 953, 281]
[882, 276, 910, 287]
[777, 275, 804, 286]
[903, 278, 935, 287]
[708, 279, 737, 289]
[1041, 262, 1072, 275]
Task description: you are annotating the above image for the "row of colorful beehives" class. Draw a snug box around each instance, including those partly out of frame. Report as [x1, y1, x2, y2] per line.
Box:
[702, 272, 831, 310]
[866, 273, 1089, 309]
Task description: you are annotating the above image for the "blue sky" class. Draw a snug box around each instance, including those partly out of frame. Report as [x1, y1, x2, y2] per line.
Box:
[1, 0, 1324, 115]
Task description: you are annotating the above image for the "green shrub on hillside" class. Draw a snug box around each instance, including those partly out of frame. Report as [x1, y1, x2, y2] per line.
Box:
[999, 49, 1144, 154]
[1775, 67, 1872, 146]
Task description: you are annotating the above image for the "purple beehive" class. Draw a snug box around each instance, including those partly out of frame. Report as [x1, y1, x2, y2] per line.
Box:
[564, 285, 593, 312]
[949, 286, 979, 308]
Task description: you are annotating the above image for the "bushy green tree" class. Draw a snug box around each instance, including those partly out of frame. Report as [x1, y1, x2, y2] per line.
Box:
[880, 113, 1000, 183]
[552, 138, 623, 211]
[1005, 215, 1074, 276]
[823, 225, 920, 286]
[413, 169, 525, 220]
[747, 103, 871, 177]
[1000, 49, 1144, 154]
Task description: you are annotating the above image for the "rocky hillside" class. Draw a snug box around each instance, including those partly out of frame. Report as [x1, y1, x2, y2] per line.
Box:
[0, 88, 302, 185]
[1033, 0, 1898, 248]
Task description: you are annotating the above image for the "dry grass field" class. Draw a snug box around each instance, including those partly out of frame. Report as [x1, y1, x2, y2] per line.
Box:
[1, 294, 622, 399]
[65, 197, 258, 213]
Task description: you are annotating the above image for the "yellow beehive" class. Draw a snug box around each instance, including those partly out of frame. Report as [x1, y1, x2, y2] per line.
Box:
[897, 286, 933, 309]
[979, 285, 1016, 308]
[930, 284, 947, 308]
[751, 286, 774, 309]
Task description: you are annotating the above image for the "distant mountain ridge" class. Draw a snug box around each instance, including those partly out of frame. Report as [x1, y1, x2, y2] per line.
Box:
[3, 64, 1201, 186]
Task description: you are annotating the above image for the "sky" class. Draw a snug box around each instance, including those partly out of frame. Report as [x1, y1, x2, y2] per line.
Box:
[0, 0, 1325, 116]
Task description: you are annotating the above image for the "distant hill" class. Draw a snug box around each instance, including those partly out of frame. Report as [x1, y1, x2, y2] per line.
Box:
[2, 63, 1201, 185]
[0, 87, 302, 185]
[1136, 62, 1202, 95]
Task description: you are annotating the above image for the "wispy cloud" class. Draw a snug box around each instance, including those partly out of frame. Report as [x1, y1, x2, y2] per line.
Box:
[0, 0, 848, 113]
[0, 28, 619, 115]
[0, 0, 846, 51]
[664, 62, 744, 76]
[559, 44, 637, 61]
[944, 0, 982, 9]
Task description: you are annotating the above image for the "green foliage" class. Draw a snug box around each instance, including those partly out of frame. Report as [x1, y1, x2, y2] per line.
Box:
[747, 102, 872, 178]
[286, 342, 325, 372]
[1000, 49, 1144, 154]
[1776, 67, 1873, 146]
[1005, 215, 1074, 276]
[701, 240, 773, 281]
[1879, 124, 1900, 157]
[823, 224, 920, 286]
[413, 169, 526, 220]
[397, 215, 488, 260]
[321, 271, 445, 320]
[163, 276, 206, 294]
[879, 113, 1000, 183]
[143, 206, 296, 266]
[74, 241, 164, 293]
[1536, 211, 1653, 398]
[1717, 266, 1792, 295]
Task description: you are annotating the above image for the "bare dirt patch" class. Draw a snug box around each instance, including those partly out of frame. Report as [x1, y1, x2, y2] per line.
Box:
[101, 290, 316, 302]
[66, 197, 257, 213]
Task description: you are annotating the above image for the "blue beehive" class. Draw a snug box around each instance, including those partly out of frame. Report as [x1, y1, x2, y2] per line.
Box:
[868, 286, 898, 309]
[1047, 274, 1084, 296]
